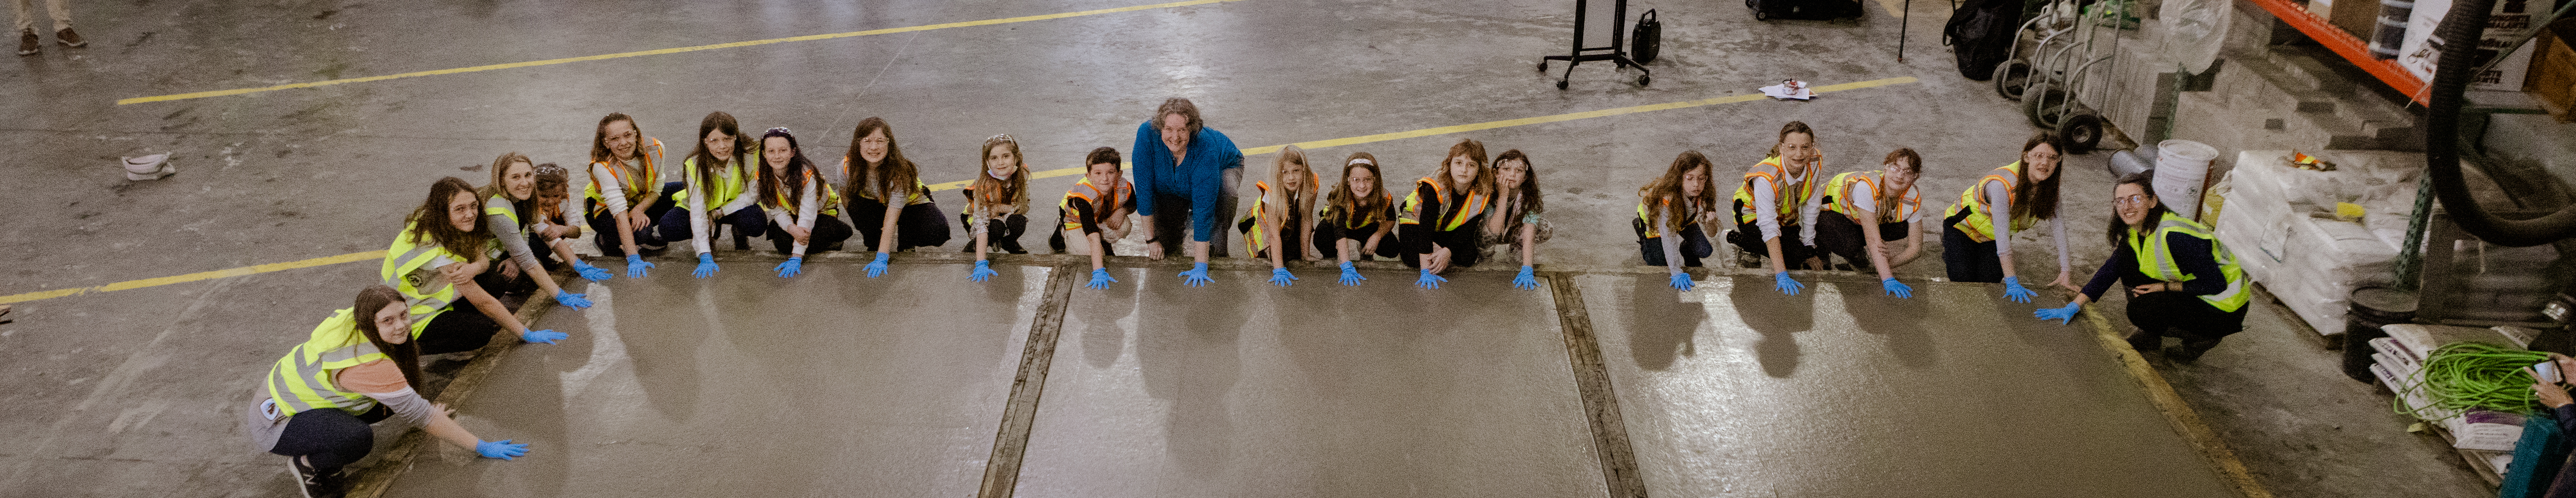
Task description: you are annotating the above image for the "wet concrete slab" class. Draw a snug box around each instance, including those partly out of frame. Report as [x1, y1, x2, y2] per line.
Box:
[1575, 273, 2236, 498]
[1012, 267, 1607, 498]
[379, 262, 1049, 498]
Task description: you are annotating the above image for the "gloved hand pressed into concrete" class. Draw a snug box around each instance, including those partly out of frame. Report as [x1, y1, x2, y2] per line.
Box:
[2035, 302, 2082, 324]
[692, 253, 719, 279]
[970, 260, 998, 282]
[520, 329, 566, 345]
[1668, 272, 1695, 291]
[773, 257, 803, 278]
[1269, 267, 1297, 287]
[1773, 272, 1803, 296]
[1881, 278, 1913, 298]
[1179, 263, 1212, 287]
[1415, 269, 1447, 290]
[1087, 268, 1117, 289]
[2002, 276, 2037, 303]
[571, 260, 614, 282]
[552, 291, 592, 309]
[1338, 261, 1365, 287]
[866, 252, 891, 278]
[1513, 265, 1539, 290]
[625, 254, 654, 279]
[476, 440, 530, 460]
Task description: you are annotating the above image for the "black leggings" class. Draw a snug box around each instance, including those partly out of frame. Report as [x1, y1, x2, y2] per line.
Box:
[1636, 221, 1714, 267]
[583, 182, 684, 257]
[848, 198, 953, 252]
[1942, 210, 2006, 283]
[764, 216, 854, 254]
[1725, 223, 1814, 268]
[269, 404, 391, 474]
[1313, 221, 1398, 260]
[962, 214, 1030, 254]
[2106, 261, 2249, 341]
[1813, 211, 1909, 268]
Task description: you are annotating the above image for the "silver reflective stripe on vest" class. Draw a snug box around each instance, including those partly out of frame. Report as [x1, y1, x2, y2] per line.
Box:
[268, 342, 381, 415]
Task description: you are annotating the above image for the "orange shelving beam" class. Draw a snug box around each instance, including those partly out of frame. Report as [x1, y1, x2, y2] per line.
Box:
[2248, 0, 2432, 103]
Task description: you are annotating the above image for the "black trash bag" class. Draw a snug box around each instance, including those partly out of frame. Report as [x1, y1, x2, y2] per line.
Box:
[1944, 0, 2025, 80]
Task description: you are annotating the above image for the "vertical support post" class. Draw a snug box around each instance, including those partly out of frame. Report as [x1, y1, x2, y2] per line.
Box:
[2393, 172, 2435, 292]
[1900, 0, 1914, 61]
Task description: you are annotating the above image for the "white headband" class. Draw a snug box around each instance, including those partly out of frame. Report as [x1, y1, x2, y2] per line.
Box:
[1347, 158, 1374, 166]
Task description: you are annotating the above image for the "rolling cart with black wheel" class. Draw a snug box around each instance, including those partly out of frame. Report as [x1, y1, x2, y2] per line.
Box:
[1537, 0, 1653, 88]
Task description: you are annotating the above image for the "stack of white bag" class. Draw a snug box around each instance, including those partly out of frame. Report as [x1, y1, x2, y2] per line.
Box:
[2211, 150, 2421, 336]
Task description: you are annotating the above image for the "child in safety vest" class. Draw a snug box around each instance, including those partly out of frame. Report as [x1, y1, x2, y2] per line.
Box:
[1635, 151, 1722, 291]
[530, 164, 588, 273]
[1238, 145, 1321, 286]
[249, 286, 529, 497]
[476, 153, 593, 311]
[1398, 138, 1494, 289]
[962, 134, 1032, 282]
[1317, 152, 1398, 286]
[1726, 121, 1824, 296]
[1800, 148, 1928, 297]
[1940, 131, 2075, 303]
[583, 112, 681, 276]
[1053, 147, 1136, 289]
[384, 177, 562, 356]
[662, 111, 768, 279]
[1481, 149, 1552, 290]
[843, 117, 954, 279]
[752, 127, 851, 278]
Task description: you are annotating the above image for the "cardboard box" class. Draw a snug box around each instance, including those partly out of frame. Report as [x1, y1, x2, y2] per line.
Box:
[2399, 0, 2561, 90]
[2531, 18, 2576, 121]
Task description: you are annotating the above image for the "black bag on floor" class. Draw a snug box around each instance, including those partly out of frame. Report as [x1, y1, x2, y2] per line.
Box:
[1631, 9, 1662, 63]
[1750, 0, 1864, 20]
[1943, 0, 2024, 80]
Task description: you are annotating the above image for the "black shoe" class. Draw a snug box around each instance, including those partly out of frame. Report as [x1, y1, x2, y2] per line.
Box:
[2172, 338, 2222, 362]
[16, 31, 36, 56]
[2123, 329, 2161, 354]
[289, 457, 346, 498]
[55, 27, 83, 47]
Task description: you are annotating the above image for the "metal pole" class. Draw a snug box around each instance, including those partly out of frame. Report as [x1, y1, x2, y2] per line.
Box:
[1899, 0, 1913, 61]
[2394, 169, 2435, 291]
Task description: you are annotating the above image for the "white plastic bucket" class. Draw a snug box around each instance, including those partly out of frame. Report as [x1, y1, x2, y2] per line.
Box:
[2155, 139, 2219, 220]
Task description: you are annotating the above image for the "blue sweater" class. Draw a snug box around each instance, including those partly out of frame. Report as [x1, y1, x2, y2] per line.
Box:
[1130, 121, 1244, 242]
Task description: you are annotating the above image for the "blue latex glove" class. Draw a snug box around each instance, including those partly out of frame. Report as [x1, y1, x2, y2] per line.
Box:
[570, 260, 614, 282]
[1179, 263, 1212, 287]
[970, 260, 998, 282]
[624, 254, 654, 279]
[1087, 268, 1117, 289]
[2002, 276, 2036, 303]
[475, 440, 530, 460]
[520, 329, 566, 345]
[1773, 271, 1804, 296]
[1881, 278, 1914, 298]
[552, 291, 592, 309]
[692, 253, 718, 279]
[1513, 265, 1540, 290]
[1668, 272, 1695, 291]
[773, 257, 803, 278]
[2035, 302, 2083, 324]
[1338, 261, 1365, 286]
[866, 252, 891, 278]
[1268, 267, 1297, 287]
[1415, 269, 1448, 289]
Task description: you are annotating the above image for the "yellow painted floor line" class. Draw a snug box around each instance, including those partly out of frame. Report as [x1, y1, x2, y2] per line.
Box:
[117, 0, 1254, 105]
[30, 77, 1916, 304]
[0, 250, 387, 304]
[2078, 308, 2276, 498]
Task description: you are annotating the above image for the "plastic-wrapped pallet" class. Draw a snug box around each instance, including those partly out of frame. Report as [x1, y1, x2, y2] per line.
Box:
[2210, 151, 2420, 336]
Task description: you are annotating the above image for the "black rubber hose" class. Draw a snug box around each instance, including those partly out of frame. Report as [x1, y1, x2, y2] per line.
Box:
[2422, 0, 2576, 247]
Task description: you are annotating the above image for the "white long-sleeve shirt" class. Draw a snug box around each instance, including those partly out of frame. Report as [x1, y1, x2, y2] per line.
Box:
[685, 158, 758, 255]
[1748, 173, 1807, 241]
[761, 177, 824, 256]
[1982, 180, 2071, 274]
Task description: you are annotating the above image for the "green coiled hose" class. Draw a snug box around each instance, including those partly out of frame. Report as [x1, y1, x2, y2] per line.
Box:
[2394, 343, 2549, 419]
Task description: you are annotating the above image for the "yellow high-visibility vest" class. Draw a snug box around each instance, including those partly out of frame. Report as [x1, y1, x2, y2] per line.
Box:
[2130, 212, 2250, 312]
[263, 308, 390, 418]
[1730, 155, 1816, 226]
[585, 138, 665, 216]
[1942, 162, 2040, 243]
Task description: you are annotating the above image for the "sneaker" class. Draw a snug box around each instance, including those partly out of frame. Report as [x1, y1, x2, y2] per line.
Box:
[55, 28, 83, 47]
[288, 457, 346, 498]
[16, 31, 35, 56]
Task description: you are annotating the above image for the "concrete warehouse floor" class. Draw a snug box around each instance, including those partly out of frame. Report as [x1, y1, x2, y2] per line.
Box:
[0, 0, 2496, 496]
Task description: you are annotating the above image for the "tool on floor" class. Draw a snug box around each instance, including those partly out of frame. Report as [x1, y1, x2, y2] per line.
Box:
[1536, 0, 1652, 88]
[121, 153, 174, 181]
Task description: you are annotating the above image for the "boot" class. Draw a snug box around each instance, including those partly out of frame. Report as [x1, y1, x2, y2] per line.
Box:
[17, 30, 36, 56]
[2123, 327, 2162, 355]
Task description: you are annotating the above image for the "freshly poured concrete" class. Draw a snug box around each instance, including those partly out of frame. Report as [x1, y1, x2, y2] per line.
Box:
[1576, 273, 2236, 498]
[1011, 267, 1607, 498]
[379, 262, 1048, 498]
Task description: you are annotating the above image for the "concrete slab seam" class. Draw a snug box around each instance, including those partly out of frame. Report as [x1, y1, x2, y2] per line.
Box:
[345, 294, 557, 498]
[115, 0, 1257, 105]
[2076, 306, 2275, 498]
[976, 264, 1080, 498]
[1544, 272, 1649, 498]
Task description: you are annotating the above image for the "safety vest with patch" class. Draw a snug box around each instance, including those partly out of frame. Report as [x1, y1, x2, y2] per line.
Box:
[671, 151, 758, 208]
[1240, 172, 1319, 253]
[1730, 155, 1817, 226]
[1057, 176, 1130, 232]
[381, 223, 479, 337]
[1943, 162, 2040, 243]
[766, 167, 843, 217]
[1822, 170, 1922, 223]
[263, 308, 390, 418]
[585, 138, 665, 216]
[1399, 177, 1487, 232]
[2130, 212, 2250, 312]
[843, 158, 933, 205]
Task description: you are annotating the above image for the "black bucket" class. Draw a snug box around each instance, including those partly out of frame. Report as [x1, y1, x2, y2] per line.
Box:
[2342, 287, 2420, 383]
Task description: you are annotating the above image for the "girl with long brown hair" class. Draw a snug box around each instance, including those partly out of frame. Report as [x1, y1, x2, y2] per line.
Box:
[658, 111, 768, 279]
[843, 117, 952, 279]
[1397, 138, 1494, 289]
[1635, 151, 1722, 291]
[1315, 152, 1398, 286]
[1239, 145, 1321, 286]
[1804, 148, 1928, 297]
[1941, 131, 2075, 302]
[381, 177, 563, 355]
[751, 127, 851, 278]
[1482, 149, 1552, 290]
[962, 134, 1032, 282]
[583, 112, 680, 279]
[249, 286, 531, 497]
[477, 152, 594, 309]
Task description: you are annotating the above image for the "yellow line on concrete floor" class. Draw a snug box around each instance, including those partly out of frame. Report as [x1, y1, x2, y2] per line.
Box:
[0, 250, 387, 304]
[116, 0, 1254, 105]
[2077, 307, 2276, 498]
[31, 77, 1916, 304]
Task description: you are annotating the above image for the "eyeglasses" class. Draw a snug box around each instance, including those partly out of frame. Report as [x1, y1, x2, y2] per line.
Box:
[2115, 194, 2154, 206]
